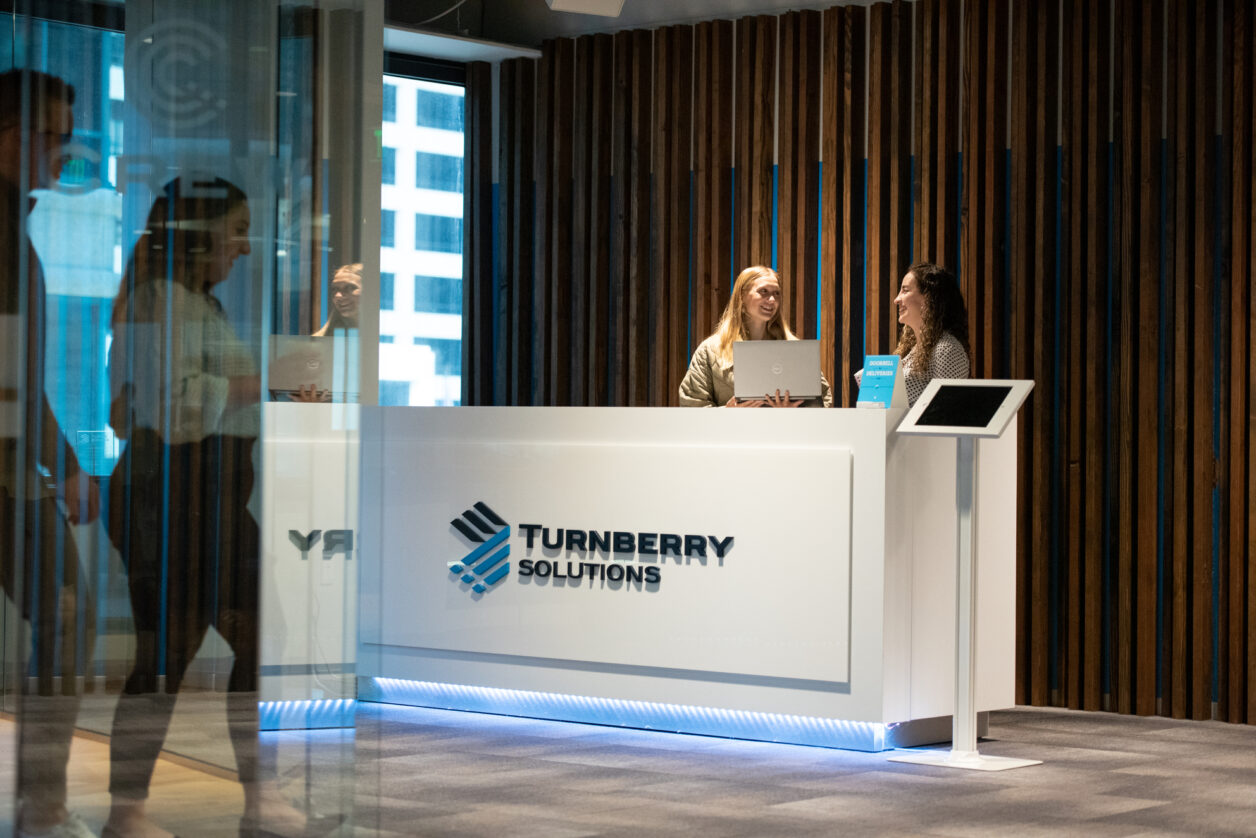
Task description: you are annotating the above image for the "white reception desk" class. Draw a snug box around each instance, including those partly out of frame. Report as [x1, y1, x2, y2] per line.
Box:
[347, 406, 1017, 752]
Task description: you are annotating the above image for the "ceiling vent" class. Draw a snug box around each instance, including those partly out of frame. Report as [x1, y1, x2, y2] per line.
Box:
[545, 0, 625, 16]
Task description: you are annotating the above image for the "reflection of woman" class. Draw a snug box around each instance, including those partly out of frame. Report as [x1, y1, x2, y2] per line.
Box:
[891, 262, 971, 405]
[679, 265, 832, 408]
[105, 177, 306, 838]
[312, 262, 362, 335]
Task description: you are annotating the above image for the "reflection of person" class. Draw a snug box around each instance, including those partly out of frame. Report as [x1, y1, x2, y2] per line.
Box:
[679, 265, 832, 408]
[312, 262, 362, 335]
[0, 68, 99, 838]
[105, 177, 310, 838]
[890, 262, 970, 405]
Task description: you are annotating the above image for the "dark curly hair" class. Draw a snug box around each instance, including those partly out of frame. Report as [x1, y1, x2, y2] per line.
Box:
[893, 262, 970, 368]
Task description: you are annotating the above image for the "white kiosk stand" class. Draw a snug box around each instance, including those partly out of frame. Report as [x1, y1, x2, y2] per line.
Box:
[889, 379, 1040, 772]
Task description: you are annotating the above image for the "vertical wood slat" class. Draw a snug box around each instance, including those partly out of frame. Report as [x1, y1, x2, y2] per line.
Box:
[628, 30, 653, 406]
[1060, 0, 1086, 709]
[462, 62, 494, 406]
[866, 1, 912, 357]
[777, 10, 822, 338]
[501, 59, 535, 406]
[1083, 0, 1109, 713]
[548, 38, 575, 406]
[1248, 0, 1256, 724]
[1189, 0, 1218, 722]
[960, 0, 1008, 380]
[668, 29, 693, 405]
[1220, 0, 1240, 723]
[533, 41, 555, 405]
[692, 21, 734, 354]
[913, 0, 961, 269]
[650, 27, 693, 407]
[570, 37, 593, 406]
[1113, 0, 1164, 716]
[586, 34, 614, 406]
[1160, 0, 1190, 723]
[1133, 0, 1164, 717]
[734, 15, 776, 271]
[820, 4, 866, 406]
[1233, 0, 1256, 725]
[1009, 0, 1059, 708]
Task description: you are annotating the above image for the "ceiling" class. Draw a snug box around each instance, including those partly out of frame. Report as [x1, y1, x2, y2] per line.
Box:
[386, 0, 873, 49]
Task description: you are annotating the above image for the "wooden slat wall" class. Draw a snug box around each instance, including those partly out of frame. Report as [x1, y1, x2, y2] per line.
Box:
[777, 10, 823, 338]
[692, 20, 735, 364]
[650, 27, 694, 407]
[819, 4, 866, 406]
[960, 0, 1008, 380]
[1112, 0, 1164, 716]
[734, 16, 777, 271]
[1059, 0, 1111, 711]
[913, 0, 960, 271]
[494, 59, 533, 405]
[460, 0, 1256, 724]
[1229, 0, 1256, 724]
[1009, 0, 1059, 708]
[585, 34, 614, 406]
[865, 0, 912, 357]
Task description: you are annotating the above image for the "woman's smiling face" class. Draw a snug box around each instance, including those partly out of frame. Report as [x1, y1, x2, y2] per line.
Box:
[743, 275, 781, 329]
[894, 270, 924, 334]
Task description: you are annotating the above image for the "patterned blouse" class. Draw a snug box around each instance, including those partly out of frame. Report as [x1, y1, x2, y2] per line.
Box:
[901, 331, 970, 406]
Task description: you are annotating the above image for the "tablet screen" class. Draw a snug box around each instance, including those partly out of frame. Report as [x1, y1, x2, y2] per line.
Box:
[914, 384, 1012, 428]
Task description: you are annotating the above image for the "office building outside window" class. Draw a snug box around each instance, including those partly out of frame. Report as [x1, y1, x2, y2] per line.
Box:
[379, 69, 464, 405]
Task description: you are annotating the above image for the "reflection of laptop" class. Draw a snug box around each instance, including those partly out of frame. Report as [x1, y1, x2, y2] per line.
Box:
[733, 339, 822, 401]
[268, 334, 359, 401]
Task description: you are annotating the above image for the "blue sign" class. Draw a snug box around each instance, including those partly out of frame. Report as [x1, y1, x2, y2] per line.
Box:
[857, 355, 901, 408]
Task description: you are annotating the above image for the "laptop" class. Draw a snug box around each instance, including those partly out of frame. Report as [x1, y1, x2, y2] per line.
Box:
[732, 339, 822, 401]
[268, 334, 360, 402]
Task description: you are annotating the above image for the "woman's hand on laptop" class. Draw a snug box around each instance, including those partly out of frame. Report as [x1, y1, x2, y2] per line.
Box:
[726, 395, 766, 408]
[763, 389, 803, 408]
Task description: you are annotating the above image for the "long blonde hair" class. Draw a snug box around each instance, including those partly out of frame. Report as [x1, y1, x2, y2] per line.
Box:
[714, 265, 797, 362]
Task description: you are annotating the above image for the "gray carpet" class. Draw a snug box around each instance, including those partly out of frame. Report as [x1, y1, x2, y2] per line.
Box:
[341, 703, 1256, 837]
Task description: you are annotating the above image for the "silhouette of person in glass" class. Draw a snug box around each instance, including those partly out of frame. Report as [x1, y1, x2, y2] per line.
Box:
[105, 176, 325, 838]
[0, 68, 100, 838]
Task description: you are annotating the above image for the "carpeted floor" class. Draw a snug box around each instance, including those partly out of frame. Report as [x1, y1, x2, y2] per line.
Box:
[5, 702, 1256, 836]
[347, 703, 1256, 837]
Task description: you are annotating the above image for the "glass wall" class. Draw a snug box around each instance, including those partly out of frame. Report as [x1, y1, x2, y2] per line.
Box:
[2, 1, 378, 833]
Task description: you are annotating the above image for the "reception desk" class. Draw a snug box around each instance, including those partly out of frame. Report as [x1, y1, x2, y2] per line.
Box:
[352, 406, 1018, 752]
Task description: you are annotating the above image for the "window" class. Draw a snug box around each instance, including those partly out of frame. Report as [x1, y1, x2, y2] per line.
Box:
[379, 335, 395, 344]
[381, 60, 465, 406]
[382, 147, 396, 185]
[380, 271, 395, 311]
[416, 88, 463, 131]
[382, 83, 396, 122]
[381, 209, 395, 248]
[413, 337, 461, 376]
[416, 152, 462, 192]
[379, 380, 410, 405]
[414, 275, 461, 315]
[415, 214, 461, 253]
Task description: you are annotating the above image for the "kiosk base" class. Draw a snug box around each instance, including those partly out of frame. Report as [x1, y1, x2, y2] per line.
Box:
[888, 750, 1042, 771]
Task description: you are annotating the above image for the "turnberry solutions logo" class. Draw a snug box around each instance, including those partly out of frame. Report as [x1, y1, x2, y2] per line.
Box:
[447, 501, 511, 595]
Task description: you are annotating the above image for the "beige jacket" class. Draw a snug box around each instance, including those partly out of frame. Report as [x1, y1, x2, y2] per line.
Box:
[678, 334, 833, 408]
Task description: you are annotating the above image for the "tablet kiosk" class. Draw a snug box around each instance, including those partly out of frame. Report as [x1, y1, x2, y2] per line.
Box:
[890, 379, 1039, 772]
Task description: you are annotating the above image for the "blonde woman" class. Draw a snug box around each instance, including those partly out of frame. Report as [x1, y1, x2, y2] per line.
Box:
[313, 262, 362, 335]
[679, 265, 832, 408]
